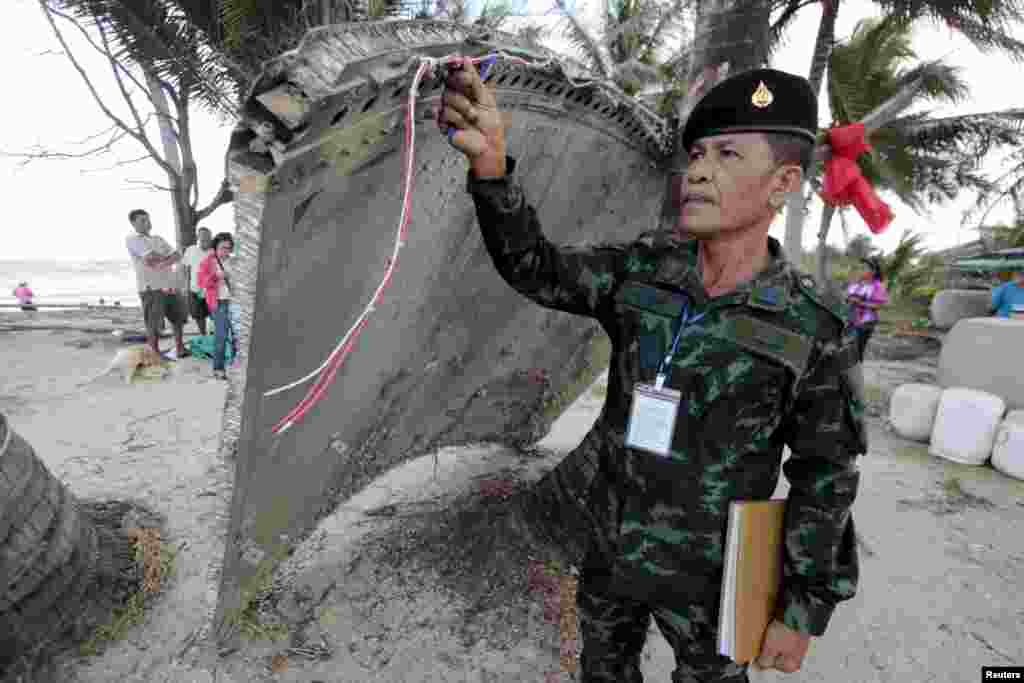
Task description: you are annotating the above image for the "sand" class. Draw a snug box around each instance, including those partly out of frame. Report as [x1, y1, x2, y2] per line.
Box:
[0, 311, 233, 682]
[2, 311, 1023, 682]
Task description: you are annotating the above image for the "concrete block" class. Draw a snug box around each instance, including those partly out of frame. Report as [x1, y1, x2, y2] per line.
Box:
[930, 289, 991, 329]
[939, 318, 1024, 410]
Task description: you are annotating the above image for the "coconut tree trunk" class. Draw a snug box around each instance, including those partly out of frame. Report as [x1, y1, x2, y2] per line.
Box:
[659, 0, 773, 231]
[815, 203, 838, 289]
[0, 413, 146, 677]
[146, 70, 191, 253]
[783, 0, 841, 262]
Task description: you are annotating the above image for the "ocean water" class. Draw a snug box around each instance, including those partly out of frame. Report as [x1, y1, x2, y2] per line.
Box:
[0, 260, 142, 308]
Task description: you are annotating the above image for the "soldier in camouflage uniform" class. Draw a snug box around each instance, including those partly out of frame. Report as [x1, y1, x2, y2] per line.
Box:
[438, 60, 866, 682]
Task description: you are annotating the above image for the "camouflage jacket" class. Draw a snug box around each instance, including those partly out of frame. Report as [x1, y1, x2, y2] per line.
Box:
[467, 157, 866, 637]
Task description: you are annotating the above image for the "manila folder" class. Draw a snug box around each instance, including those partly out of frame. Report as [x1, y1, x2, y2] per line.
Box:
[717, 499, 785, 664]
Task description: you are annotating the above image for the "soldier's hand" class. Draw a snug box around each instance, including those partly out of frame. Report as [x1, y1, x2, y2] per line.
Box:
[754, 620, 811, 674]
[437, 55, 506, 177]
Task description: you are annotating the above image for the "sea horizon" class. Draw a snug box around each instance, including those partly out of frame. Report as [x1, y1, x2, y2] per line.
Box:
[1, 259, 146, 308]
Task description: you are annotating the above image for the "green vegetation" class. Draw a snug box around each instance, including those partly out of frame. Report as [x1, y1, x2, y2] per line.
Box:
[79, 537, 177, 657]
[541, 332, 611, 422]
[221, 547, 294, 643]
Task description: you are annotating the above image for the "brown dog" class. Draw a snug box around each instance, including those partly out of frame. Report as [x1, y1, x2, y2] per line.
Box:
[80, 345, 166, 386]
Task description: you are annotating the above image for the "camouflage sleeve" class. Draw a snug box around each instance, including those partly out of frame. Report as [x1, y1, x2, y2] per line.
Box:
[775, 331, 866, 637]
[466, 156, 628, 317]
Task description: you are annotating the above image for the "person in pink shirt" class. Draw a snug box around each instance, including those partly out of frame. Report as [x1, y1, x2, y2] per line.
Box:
[846, 257, 889, 360]
[12, 282, 36, 312]
[197, 233, 238, 380]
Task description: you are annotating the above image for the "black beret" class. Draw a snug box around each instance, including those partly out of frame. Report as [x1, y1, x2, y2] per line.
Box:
[681, 68, 818, 152]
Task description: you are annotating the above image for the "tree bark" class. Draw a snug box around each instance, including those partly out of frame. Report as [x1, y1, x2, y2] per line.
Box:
[658, 0, 772, 232]
[783, 0, 840, 262]
[0, 413, 151, 678]
[145, 69, 194, 256]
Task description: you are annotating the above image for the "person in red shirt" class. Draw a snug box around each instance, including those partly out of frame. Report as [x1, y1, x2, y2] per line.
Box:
[197, 233, 238, 380]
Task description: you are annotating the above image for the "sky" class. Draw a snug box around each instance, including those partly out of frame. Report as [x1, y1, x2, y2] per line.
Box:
[0, 0, 1018, 262]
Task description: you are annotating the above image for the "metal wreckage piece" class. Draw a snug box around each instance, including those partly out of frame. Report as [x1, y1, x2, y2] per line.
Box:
[210, 20, 676, 642]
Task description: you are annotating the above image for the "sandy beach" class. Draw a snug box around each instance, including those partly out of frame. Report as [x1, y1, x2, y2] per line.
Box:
[2, 309, 1022, 682]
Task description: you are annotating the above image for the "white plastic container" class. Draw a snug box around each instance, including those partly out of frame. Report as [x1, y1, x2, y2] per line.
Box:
[992, 416, 1024, 481]
[929, 388, 1006, 466]
[889, 383, 944, 442]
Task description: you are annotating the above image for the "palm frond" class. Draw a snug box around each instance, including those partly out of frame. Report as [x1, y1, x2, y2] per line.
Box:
[52, 0, 241, 117]
[602, 0, 660, 46]
[768, 0, 812, 58]
[889, 109, 1024, 161]
[554, 0, 614, 78]
[613, 56, 664, 86]
[219, 0, 259, 49]
[644, 0, 690, 55]
[874, 0, 1024, 61]
[890, 60, 968, 104]
[881, 229, 926, 289]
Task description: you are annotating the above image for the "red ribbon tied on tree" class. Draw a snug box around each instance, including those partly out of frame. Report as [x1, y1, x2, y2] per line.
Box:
[819, 123, 894, 234]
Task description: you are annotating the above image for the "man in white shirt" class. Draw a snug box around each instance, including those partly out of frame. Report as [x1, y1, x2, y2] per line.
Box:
[125, 209, 190, 357]
[182, 227, 213, 335]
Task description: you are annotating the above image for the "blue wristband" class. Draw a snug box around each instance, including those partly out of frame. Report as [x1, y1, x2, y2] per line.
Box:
[479, 55, 496, 80]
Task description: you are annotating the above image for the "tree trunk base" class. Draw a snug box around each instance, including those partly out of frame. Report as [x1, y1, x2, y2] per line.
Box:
[0, 500, 165, 683]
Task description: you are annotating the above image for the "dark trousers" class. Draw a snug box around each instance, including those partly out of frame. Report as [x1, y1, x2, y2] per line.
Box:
[213, 301, 237, 371]
[578, 572, 748, 683]
[853, 322, 876, 361]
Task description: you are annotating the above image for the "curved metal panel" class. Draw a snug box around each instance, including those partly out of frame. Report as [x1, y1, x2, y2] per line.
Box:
[210, 20, 673, 642]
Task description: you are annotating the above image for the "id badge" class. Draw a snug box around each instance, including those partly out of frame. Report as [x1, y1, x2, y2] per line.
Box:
[625, 383, 681, 457]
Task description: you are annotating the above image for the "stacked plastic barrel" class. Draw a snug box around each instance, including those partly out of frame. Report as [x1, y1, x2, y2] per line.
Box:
[889, 385, 1024, 479]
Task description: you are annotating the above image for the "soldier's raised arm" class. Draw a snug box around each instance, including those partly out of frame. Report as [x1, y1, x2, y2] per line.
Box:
[438, 56, 629, 318]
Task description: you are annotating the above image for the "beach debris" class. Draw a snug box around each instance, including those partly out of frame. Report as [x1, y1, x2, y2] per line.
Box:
[527, 559, 579, 676]
[128, 408, 176, 426]
[479, 478, 516, 499]
[126, 526, 164, 594]
[269, 653, 289, 673]
[526, 368, 549, 384]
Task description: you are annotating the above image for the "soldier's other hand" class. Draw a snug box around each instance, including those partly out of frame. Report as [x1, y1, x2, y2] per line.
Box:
[754, 620, 811, 674]
[437, 55, 506, 177]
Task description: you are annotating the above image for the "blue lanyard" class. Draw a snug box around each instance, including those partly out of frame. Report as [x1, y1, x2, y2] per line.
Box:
[655, 306, 705, 389]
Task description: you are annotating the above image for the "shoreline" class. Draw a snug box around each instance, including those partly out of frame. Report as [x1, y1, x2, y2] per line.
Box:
[0, 306, 206, 339]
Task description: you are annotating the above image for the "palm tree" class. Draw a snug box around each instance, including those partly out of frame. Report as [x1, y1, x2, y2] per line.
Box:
[814, 17, 973, 286]
[879, 228, 926, 295]
[551, 0, 690, 98]
[0, 413, 158, 679]
[43, 0, 239, 250]
[780, 0, 1024, 260]
[791, 16, 1024, 290]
